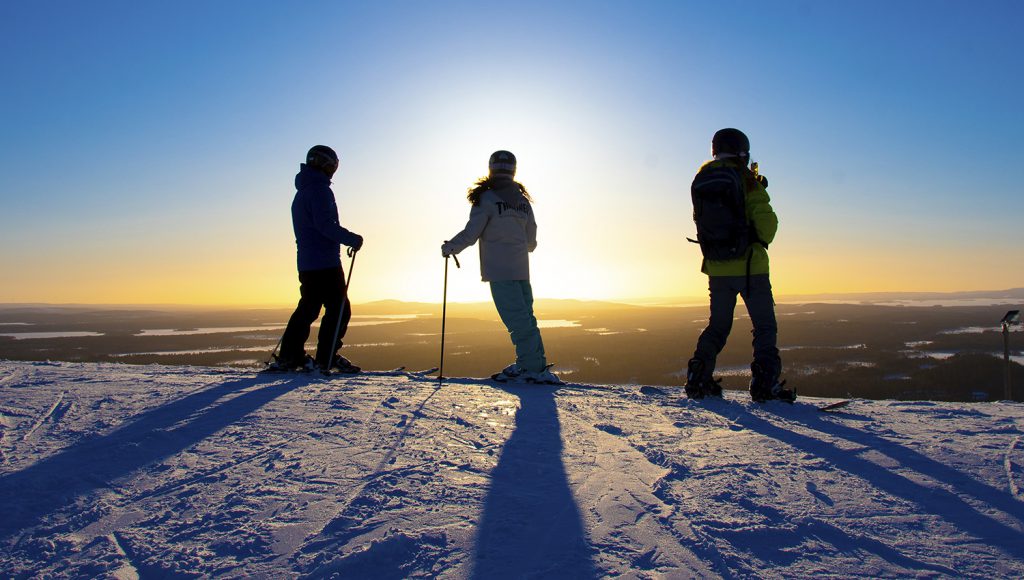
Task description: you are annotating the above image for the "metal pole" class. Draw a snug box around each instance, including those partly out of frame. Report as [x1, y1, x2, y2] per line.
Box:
[266, 332, 285, 366]
[439, 251, 460, 385]
[1005, 323, 1012, 401]
[439, 256, 449, 385]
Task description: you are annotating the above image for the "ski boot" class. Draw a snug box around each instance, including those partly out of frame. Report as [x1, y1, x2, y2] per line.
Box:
[749, 363, 795, 403]
[323, 353, 361, 375]
[684, 358, 723, 399]
[267, 353, 317, 373]
[491, 363, 525, 383]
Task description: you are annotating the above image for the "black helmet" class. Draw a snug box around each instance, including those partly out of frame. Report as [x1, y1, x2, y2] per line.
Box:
[711, 128, 750, 158]
[306, 145, 339, 174]
[488, 150, 517, 176]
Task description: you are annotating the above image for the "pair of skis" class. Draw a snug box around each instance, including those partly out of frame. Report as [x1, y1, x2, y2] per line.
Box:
[260, 364, 438, 378]
[262, 364, 558, 384]
[362, 366, 438, 378]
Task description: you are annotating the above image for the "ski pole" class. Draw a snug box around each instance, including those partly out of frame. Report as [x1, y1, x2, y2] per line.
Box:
[266, 333, 285, 366]
[439, 249, 460, 385]
[326, 247, 357, 373]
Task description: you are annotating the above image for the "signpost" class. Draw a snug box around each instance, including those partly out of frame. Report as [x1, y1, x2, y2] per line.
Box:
[1001, 310, 1020, 400]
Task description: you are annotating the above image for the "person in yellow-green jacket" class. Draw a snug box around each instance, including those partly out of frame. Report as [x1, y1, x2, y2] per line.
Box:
[685, 128, 795, 402]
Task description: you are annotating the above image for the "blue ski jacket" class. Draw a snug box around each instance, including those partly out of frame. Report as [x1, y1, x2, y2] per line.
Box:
[291, 164, 362, 272]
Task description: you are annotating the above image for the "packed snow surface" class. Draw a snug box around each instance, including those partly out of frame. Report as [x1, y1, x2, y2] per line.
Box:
[1, 360, 1022, 578]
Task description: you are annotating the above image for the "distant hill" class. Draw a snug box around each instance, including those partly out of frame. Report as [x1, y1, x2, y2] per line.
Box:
[779, 287, 1024, 304]
[357, 298, 646, 316]
[2, 289, 1022, 311]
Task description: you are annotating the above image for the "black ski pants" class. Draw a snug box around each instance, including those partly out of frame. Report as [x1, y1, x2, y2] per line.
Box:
[691, 274, 781, 382]
[280, 266, 351, 367]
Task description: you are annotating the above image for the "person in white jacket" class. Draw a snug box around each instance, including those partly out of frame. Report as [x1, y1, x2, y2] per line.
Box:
[441, 150, 560, 384]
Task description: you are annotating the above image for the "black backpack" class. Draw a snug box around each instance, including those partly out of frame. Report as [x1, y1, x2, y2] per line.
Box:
[689, 165, 757, 260]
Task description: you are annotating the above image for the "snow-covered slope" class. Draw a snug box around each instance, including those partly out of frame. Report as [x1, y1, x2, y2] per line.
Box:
[1, 360, 1022, 578]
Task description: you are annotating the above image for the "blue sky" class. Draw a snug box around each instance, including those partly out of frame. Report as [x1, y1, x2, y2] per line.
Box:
[1, 1, 1021, 304]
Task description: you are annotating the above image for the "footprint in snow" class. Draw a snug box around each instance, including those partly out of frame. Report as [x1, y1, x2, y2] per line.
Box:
[806, 481, 834, 506]
[595, 423, 624, 436]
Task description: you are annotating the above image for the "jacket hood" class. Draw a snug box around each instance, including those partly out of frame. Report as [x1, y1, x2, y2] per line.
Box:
[295, 163, 330, 190]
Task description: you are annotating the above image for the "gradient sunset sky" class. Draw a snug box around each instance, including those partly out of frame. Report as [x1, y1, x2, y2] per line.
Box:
[1, 1, 1022, 305]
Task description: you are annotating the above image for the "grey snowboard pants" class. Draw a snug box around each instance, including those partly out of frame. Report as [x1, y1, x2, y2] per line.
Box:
[691, 274, 781, 382]
[490, 280, 547, 373]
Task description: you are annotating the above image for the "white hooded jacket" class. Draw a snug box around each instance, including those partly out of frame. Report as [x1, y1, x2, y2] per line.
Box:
[445, 180, 537, 282]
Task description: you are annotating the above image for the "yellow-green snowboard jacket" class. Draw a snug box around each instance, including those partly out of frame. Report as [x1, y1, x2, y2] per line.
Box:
[696, 159, 778, 277]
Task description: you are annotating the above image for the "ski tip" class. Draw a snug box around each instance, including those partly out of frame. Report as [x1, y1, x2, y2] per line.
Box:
[819, 400, 853, 412]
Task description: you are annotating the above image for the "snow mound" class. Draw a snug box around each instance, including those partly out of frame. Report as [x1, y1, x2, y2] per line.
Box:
[1, 360, 1022, 577]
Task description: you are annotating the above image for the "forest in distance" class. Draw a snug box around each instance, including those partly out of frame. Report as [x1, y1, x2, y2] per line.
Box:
[1, 296, 1022, 403]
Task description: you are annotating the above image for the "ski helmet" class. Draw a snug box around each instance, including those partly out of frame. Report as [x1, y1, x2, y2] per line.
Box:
[306, 145, 339, 174]
[711, 128, 750, 158]
[488, 150, 516, 177]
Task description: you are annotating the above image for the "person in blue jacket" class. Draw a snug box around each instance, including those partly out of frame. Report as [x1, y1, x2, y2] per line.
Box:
[273, 145, 363, 372]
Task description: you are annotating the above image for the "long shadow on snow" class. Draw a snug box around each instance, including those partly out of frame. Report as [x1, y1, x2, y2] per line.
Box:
[713, 491, 959, 575]
[0, 373, 305, 542]
[471, 385, 596, 580]
[704, 403, 1024, 559]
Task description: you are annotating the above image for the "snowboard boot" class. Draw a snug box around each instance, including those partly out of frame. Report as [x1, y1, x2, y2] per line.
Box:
[491, 363, 525, 383]
[749, 363, 795, 403]
[684, 358, 723, 399]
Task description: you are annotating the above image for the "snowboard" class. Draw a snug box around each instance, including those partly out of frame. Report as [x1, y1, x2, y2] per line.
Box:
[639, 385, 853, 413]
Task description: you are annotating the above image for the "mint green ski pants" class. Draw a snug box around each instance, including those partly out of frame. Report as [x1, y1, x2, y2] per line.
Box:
[489, 280, 547, 373]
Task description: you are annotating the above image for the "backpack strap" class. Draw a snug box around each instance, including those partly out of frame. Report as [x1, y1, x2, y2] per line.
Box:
[742, 167, 770, 248]
[741, 169, 768, 294]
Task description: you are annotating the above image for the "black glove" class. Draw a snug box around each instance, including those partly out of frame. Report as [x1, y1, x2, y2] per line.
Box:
[756, 174, 768, 189]
[350, 234, 363, 252]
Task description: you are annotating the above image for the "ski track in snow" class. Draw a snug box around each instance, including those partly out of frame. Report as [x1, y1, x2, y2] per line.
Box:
[107, 531, 141, 580]
[21, 391, 68, 442]
[0, 360, 1023, 578]
[1007, 436, 1023, 499]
